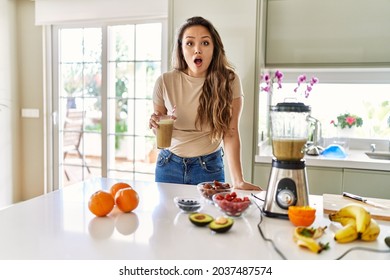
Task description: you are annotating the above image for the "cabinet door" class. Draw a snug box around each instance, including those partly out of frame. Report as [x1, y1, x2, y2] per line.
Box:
[253, 164, 272, 190]
[343, 169, 390, 199]
[266, 0, 390, 65]
[306, 167, 343, 195]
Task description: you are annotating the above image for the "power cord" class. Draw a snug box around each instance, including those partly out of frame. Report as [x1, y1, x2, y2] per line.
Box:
[251, 193, 288, 260]
[250, 193, 390, 260]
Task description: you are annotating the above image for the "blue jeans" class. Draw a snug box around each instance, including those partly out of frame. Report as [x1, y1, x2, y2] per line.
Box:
[155, 148, 225, 185]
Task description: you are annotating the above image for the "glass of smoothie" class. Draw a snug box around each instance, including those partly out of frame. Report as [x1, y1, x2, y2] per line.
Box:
[156, 115, 174, 149]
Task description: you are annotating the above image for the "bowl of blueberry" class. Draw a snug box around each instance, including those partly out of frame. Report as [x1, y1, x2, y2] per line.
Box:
[173, 197, 203, 212]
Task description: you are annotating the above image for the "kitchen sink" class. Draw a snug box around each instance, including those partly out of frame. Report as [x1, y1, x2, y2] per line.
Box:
[365, 151, 390, 160]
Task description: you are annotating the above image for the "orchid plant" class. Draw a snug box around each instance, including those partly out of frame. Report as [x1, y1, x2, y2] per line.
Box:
[260, 70, 319, 98]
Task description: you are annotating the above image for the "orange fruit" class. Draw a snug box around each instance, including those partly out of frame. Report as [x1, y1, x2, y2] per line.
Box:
[88, 190, 115, 217]
[288, 206, 316, 227]
[115, 188, 139, 213]
[110, 182, 132, 198]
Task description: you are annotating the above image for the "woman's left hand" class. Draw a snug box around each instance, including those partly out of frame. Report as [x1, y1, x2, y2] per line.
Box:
[234, 181, 263, 192]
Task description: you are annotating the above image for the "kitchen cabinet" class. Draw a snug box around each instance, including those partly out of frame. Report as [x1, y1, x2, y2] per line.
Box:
[343, 169, 390, 199]
[266, 0, 390, 66]
[253, 163, 390, 198]
[306, 167, 343, 195]
[253, 163, 271, 189]
[253, 163, 343, 195]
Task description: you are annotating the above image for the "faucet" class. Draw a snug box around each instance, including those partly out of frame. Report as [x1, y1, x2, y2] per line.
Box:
[306, 116, 324, 156]
[370, 143, 376, 153]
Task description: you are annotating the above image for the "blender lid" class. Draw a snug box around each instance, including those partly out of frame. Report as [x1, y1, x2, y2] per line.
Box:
[270, 102, 311, 112]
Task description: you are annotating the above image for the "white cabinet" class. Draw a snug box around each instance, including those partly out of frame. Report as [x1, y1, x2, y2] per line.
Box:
[253, 164, 272, 190]
[343, 169, 390, 199]
[253, 163, 343, 195]
[306, 167, 343, 195]
[266, 0, 390, 65]
[253, 163, 390, 198]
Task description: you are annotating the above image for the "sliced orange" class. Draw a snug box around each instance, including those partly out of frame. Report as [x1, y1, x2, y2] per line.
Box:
[288, 206, 316, 227]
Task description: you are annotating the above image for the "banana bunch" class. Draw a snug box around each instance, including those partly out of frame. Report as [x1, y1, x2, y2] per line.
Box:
[293, 226, 329, 253]
[329, 204, 380, 243]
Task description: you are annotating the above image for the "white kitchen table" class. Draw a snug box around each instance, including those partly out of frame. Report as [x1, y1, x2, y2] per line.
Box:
[0, 177, 389, 260]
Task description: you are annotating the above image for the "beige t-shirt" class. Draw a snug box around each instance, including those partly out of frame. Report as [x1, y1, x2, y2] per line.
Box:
[153, 69, 243, 157]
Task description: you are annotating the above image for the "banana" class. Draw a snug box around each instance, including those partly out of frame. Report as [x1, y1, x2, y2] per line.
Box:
[293, 226, 329, 253]
[329, 214, 356, 227]
[361, 218, 381, 242]
[331, 204, 371, 237]
[334, 223, 359, 243]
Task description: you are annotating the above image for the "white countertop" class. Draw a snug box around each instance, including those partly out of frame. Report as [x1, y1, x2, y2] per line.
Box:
[0, 177, 389, 260]
[256, 144, 390, 171]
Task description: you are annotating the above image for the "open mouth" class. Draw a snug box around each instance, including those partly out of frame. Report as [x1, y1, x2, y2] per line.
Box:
[194, 58, 203, 66]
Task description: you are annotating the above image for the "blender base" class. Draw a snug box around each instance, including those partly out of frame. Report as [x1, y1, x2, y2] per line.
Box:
[262, 159, 310, 218]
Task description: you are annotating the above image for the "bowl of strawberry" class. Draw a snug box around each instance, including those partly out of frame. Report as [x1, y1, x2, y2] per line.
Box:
[212, 192, 252, 217]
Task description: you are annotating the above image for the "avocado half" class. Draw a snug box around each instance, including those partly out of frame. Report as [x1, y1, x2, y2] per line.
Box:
[189, 213, 214, 227]
[209, 217, 234, 233]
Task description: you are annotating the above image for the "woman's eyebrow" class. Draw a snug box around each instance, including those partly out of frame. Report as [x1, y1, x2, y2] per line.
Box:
[184, 35, 211, 39]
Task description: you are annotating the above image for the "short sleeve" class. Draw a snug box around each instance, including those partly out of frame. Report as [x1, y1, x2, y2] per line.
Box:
[232, 73, 244, 99]
[152, 75, 165, 106]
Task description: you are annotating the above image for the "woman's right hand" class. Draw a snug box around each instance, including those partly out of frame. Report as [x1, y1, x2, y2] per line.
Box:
[149, 112, 161, 129]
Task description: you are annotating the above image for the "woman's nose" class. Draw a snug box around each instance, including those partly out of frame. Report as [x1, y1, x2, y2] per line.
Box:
[194, 46, 202, 54]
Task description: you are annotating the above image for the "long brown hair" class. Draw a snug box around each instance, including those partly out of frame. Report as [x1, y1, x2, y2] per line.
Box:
[172, 16, 236, 142]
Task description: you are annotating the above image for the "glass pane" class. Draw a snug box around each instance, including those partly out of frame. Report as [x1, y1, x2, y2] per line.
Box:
[83, 28, 102, 62]
[134, 99, 154, 136]
[82, 63, 102, 97]
[109, 25, 135, 61]
[60, 29, 84, 62]
[84, 97, 102, 133]
[135, 61, 161, 99]
[60, 63, 84, 98]
[136, 23, 162, 61]
[114, 62, 135, 98]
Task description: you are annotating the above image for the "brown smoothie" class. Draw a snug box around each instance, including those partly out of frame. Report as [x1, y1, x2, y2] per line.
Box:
[156, 118, 174, 149]
[272, 138, 307, 161]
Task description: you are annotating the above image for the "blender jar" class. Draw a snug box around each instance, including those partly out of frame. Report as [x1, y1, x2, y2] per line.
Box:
[270, 102, 311, 161]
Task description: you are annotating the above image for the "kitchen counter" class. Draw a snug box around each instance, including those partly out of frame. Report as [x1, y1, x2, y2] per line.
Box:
[256, 144, 390, 171]
[0, 177, 389, 260]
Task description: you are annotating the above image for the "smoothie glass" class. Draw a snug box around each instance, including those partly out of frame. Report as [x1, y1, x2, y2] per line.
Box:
[156, 115, 174, 149]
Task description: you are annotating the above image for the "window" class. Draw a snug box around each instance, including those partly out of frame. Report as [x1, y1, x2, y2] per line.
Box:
[258, 69, 390, 148]
[54, 21, 164, 187]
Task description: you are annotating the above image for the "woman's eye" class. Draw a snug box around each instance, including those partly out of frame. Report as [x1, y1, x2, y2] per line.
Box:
[202, 41, 209, 46]
[185, 41, 193, 46]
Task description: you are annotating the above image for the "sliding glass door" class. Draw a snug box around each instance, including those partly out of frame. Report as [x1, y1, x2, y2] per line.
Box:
[52, 21, 164, 187]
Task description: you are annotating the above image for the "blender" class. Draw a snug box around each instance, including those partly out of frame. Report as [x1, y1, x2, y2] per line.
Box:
[263, 102, 311, 218]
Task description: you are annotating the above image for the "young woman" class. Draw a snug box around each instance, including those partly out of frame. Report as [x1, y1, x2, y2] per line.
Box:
[149, 16, 262, 191]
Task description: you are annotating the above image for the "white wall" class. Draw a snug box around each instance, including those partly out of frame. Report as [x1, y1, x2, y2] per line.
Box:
[169, 0, 258, 184]
[0, 0, 22, 208]
[17, 0, 45, 201]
